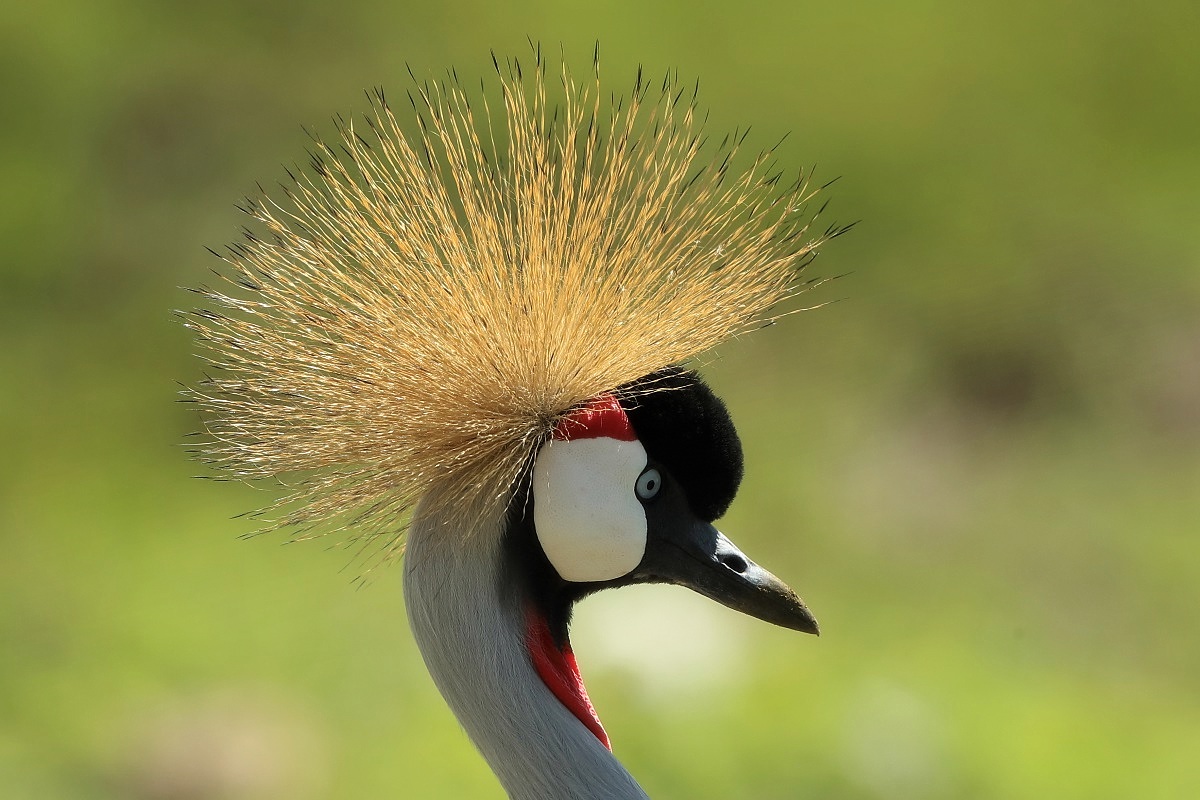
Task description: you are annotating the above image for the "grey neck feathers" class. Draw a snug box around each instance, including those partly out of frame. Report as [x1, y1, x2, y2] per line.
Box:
[403, 494, 650, 800]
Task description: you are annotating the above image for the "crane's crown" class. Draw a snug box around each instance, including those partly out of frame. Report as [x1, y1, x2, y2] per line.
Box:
[185, 48, 845, 563]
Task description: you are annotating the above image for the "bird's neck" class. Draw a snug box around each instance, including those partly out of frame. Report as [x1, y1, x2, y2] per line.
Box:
[403, 494, 649, 800]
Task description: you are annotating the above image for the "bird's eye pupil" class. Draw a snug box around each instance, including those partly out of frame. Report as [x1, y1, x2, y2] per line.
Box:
[636, 468, 662, 500]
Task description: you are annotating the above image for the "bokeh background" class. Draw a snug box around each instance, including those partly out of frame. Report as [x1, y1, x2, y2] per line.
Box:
[3, 1, 1198, 798]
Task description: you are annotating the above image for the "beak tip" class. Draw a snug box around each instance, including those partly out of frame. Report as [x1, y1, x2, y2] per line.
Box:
[788, 596, 819, 636]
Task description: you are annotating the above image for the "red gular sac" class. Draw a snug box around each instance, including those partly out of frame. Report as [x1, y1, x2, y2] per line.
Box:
[525, 610, 610, 750]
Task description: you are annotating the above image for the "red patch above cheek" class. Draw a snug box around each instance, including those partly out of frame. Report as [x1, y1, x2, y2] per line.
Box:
[553, 394, 636, 442]
[525, 611, 611, 750]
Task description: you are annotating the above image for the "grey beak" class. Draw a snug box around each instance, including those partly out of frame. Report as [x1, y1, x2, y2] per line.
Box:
[638, 519, 819, 635]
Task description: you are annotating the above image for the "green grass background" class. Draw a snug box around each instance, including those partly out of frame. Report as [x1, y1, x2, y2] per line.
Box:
[2, 1, 1198, 797]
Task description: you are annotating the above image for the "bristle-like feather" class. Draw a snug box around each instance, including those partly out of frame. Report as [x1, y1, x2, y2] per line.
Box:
[185, 52, 844, 563]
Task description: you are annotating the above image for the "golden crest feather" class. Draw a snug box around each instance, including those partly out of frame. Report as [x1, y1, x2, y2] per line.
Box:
[186, 49, 846, 562]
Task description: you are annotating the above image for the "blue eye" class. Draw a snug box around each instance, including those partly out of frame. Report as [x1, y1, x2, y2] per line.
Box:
[635, 468, 662, 500]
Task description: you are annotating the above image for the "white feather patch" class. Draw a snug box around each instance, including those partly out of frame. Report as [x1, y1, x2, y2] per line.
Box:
[532, 438, 649, 582]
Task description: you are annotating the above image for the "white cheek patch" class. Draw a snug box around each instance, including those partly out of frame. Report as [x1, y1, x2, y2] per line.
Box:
[532, 437, 649, 583]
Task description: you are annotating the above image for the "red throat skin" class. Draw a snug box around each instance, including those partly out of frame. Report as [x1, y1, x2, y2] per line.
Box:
[525, 611, 611, 750]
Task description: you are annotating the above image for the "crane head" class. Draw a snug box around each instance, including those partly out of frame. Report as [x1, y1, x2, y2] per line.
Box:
[188, 52, 843, 790]
[507, 365, 818, 749]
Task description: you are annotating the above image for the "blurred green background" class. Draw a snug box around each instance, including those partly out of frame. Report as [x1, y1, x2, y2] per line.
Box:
[3, 1, 1198, 797]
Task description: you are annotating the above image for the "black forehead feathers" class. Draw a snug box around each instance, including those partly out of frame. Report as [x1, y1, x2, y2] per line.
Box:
[616, 366, 744, 521]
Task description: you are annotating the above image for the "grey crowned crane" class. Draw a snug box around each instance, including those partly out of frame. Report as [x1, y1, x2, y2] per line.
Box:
[189, 51, 845, 799]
